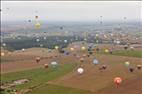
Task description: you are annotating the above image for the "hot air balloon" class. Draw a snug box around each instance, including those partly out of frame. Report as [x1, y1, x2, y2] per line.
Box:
[114, 77, 122, 88]
[35, 16, 38, 19]
[96, 48, 99, 52]
[1, 52, 5, 56]
[89, 51, 93, 55]
[125, 61, 130, 67]
[36, 57, 40, 63]
[28, 20, 31, 22]
[93, 59, 99, 65]
[102, 65, 107, 70]
[51, 61, 58, 67]
[64, 40, 68, 43]
[124, 46, 128, 50]
[129, 67, 134, 72]
[82, 54, 87, 57]
[80, 57, 84, 63]
[44, 64, 48, 69]
[2, 43, 6, 47]
[137, 65, 142, 70]
[70, 47, 75, 51]
[105, 49, 109, 53]
[35, 22, 41, 29]
[81, 46, 86, 51]
[55, 46, 59, 50]
[22, 48, 25, 52]
[77, 68, 84, 74]
[36, 38, 40, 42]
[60, 27, 63, 30]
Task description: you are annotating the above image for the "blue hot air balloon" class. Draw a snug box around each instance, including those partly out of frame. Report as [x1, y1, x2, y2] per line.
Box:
[93, 59, 99, 65]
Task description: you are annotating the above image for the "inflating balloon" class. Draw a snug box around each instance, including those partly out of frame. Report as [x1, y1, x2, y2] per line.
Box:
[77, 68, 84, 74]
[93, 59, 99, 65]
[114, 77, 122, 88]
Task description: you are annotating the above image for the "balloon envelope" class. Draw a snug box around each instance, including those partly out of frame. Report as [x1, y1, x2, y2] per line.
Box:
[93, 59, 99, 65]
[35, 23, 41, 29]
[114, 77, 122, 84]
[77, 68, 84, 74]
[125, 61, 130, 66]
[51, 61, 58, 66]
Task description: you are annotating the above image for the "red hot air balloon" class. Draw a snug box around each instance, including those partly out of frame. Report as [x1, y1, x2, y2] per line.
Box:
[36, 57, 40, 63]
[114, 77, 122, 88]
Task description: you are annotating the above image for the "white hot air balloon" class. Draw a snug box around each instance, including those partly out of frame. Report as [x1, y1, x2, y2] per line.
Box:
[51, 61, 58, 67]
[77, 68, 84, 74]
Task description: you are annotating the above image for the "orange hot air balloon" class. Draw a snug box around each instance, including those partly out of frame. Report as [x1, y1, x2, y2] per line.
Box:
[36, 57, 40, 63]
[114, 77, 122, 88]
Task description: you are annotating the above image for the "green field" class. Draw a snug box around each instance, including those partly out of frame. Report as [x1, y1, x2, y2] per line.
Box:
[1, 63, 93, 94]
[97, 50, 142, 58]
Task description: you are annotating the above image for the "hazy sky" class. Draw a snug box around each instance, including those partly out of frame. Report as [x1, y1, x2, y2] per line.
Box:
[1, 1, 142, 22]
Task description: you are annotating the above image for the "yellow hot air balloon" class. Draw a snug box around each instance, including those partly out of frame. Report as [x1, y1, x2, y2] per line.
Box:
[35, 22, 41, 29]
[105, 49, 109, 53]
[55, 46, 59, 50]
[81, 46, 86, 51]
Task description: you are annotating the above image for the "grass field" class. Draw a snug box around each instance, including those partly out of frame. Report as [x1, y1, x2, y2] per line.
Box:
[1, 63, 92, 94]
[97, 50, 142, 58]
